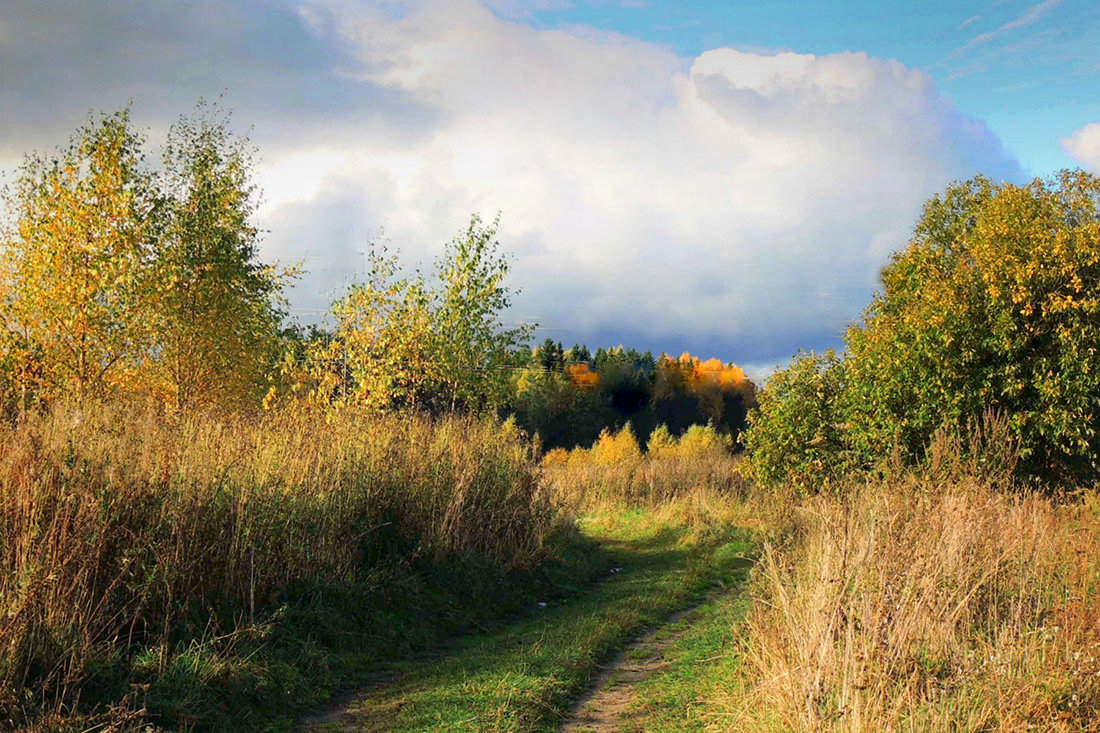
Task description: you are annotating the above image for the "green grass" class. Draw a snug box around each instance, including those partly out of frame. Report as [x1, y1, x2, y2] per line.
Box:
[305, 510, 756, 732]
[623, 582, 754, 732]
[66, 525, 610, 733]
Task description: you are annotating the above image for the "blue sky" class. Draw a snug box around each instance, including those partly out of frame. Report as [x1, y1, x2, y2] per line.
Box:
[1, 0, 1098, 375]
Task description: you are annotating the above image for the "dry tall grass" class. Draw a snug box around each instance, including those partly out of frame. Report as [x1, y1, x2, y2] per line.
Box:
[542, 424, 750, 511]
[712, 474, 1100, 732]
[0, 402, 552, 720]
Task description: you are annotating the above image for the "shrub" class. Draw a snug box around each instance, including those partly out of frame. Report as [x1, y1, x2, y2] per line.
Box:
[592, 422, 642, 466]
[742, 349, 852, 493]
[645, 423, 677, 459]
[545, 422, 748, 509]
[541, 447, 570, 467]
[675, 423, 733, 459]
[844, 171, 1100, 485]
[746, 170, 1100, 489]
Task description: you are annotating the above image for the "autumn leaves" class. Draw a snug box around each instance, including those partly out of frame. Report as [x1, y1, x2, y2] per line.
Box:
[0, 106, 531, 416]
[0, 105, 287, 412]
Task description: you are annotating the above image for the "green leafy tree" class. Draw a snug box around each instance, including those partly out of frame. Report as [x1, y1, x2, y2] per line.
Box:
[154, 104, 289, 411]
[432, 215, 534, 411]
[288, 216, 531, 413]
[741, 349, 852, 492]
[845, 170, 1100, 483]
[747, 170, 1100, 488]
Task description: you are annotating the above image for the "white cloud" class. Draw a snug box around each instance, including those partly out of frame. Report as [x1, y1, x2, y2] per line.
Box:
[0, 0, 1021, 362]
[1062, 123, 1100, 173]
[258, 0, 1017, 361]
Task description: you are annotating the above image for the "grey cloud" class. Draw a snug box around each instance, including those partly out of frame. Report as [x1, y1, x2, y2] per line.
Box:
[0, 0, 439, 157]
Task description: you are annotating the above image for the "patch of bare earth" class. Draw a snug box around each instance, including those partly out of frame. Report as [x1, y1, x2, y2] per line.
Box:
[560, 606, 700, 733]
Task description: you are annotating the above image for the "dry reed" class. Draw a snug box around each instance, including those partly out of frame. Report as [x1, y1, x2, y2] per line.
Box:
[712, 474, 1100, 732]
[0, 402, 553, 721]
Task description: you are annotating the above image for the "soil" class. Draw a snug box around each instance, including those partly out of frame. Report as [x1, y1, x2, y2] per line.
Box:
[559, 605, 701, 732]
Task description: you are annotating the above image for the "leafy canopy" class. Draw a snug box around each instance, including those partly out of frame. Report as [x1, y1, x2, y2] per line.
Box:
[0, 104, 289, 413]
[747, 170, 1100, 489]
[285, 215, 533, 413]
[0, 109, 159, 404]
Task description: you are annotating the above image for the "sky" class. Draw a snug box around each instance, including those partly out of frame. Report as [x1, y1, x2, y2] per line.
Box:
[2, 0, 1099, 377]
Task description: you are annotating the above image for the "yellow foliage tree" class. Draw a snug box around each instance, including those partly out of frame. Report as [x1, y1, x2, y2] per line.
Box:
[287, 247, 436, 411]
[285, 217, 532, 413]
[592, 423, 642, 465]
[645, 423, 677, 459]
[0, 109, 158, 406]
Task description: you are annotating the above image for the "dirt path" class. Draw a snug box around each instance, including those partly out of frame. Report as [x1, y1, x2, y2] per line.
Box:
[293, 522, 754, 733]
[559, 604, 704, 732]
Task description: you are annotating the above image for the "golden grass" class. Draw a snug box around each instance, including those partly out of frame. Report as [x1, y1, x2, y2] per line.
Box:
[710, 476, 1100, 732]
[542, 423, 756, 513]
[0, 402, 553, 720]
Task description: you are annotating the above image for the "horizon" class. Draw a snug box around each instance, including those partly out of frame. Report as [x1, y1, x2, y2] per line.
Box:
[2, 0, 1098, 377]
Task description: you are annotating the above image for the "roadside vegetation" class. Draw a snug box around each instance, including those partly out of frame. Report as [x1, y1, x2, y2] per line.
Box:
[717, 468, 1100, 732]
[721, 171, 1100, 732]
[4, 102, 1100, 733]
[0, 404, 570, 730]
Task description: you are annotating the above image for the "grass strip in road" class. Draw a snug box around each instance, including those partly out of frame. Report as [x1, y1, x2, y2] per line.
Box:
[621, 582, 754, 732]
[304, 509, 756, 733]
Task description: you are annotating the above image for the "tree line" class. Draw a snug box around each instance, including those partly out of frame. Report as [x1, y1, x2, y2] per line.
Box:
[0, 103, 758, 442]
[509, 340, 757, 450]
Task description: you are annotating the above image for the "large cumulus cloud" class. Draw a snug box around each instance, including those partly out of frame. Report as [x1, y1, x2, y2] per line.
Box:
[268, 0, 1019, 363]
[0, 0, 1021, 367]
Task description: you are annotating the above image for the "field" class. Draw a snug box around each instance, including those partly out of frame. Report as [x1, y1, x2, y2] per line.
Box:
[3, 109, 1100, 731]
[4, 406, 1097, 732]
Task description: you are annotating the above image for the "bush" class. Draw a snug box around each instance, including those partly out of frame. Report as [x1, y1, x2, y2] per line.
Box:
[545, 422, 748, 509]
[676, 423, 732, 459]
[747, 170, 1100, 489]
[742, 350, 852, 493]
[846, 170, 1100, 484]
[645, 424, 677, 459]
[591, 422, 642, 466]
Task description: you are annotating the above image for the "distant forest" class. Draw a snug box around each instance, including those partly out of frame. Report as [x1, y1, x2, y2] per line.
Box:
[506, 338, 757, 451]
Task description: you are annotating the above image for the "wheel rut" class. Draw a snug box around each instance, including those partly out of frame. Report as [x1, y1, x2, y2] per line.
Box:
[559, 600, 709, 732]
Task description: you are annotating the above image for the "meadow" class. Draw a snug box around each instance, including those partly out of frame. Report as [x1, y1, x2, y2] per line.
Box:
[0, 403, 563, 730]
[3, 106, 1100, 731]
